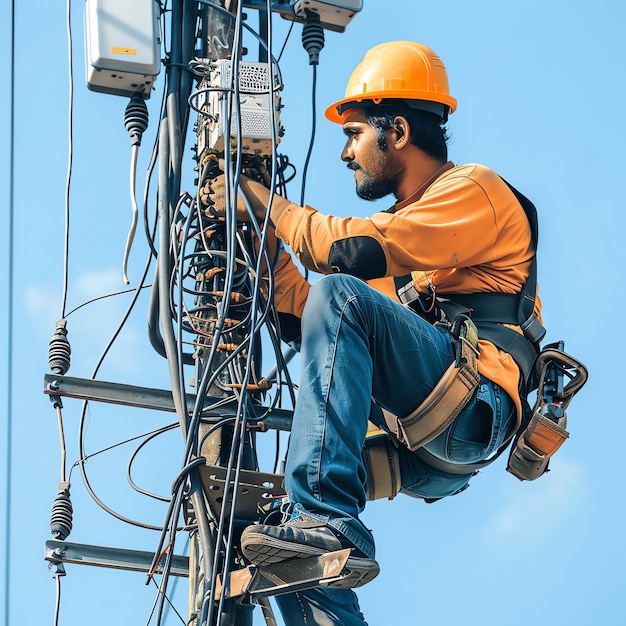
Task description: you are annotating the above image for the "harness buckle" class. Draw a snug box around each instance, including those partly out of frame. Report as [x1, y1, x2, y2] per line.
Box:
[450, 314, 480, 364]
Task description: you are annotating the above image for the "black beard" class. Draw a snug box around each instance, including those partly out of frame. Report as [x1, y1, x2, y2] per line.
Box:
[349, 151, 404, 201]
[355, 175, 394, 200]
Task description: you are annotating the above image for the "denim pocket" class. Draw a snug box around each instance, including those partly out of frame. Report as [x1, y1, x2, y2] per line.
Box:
[424, 378, 515, 464]
[397, 445, 474, 500]
[401, 466, 473, 500]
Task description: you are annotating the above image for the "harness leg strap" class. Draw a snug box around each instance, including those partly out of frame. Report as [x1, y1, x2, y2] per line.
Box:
[382, 334, 481, 452]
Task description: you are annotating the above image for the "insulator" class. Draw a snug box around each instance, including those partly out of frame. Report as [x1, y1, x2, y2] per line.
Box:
[50, 487, 73, 540]
[124, 93, 149, 147]
[48, 319, 71, 375]
[302, 13, 325, 66]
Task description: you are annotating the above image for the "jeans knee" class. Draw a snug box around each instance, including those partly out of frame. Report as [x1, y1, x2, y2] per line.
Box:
[303, 274, 366, 321]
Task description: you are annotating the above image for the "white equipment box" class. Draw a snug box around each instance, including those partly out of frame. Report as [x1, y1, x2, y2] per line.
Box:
[85, 0, 161, 98]
[198, 60, 281, 157]
[290, 0, 362, 31]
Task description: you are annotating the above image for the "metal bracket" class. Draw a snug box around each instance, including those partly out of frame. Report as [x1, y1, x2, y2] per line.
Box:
[44, 539, 189, 577]
[43, 373, 294, 431]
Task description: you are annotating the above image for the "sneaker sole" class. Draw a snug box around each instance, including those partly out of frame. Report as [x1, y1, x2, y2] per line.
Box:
[240, 534, 379, 589]
[325, 555, 380, 589]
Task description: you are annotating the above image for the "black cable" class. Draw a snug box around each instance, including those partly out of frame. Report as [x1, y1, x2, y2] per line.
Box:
[123, 94, 150, 284]
[146, 533, 189, 626]
[209, 6, 289, 623]
[73, 96, 177, 530]
[75, 241, 167, 531]
[72, 423, 178, 477]
[145, 477, 191, 591]
[64, 285, 152, 317]
[4, 0, 16, 621]
[178, 0, 197, 141]
[300, 63, 318, 207]
[150, 5, 304, 623]
[260, 11, 301, 414]
[197, 0, 284, 68]
[76, 406, 178, 531]
[53, 569, 64, 626]
[277, 18, 295, 62]
[155, 117, 186, 426]
[170, 457, 208, 496]
[147, 487, 187, 626]
[145, 576, 187, 626]
[299, 12, 324, 207]
[45, 5, 75, 622]
[151, 6, 226, 620]
[127, 423, 180, 502]
[61, 0, 74, 319]
[199, 14, 252, 625]
[143, 83, 168, 261]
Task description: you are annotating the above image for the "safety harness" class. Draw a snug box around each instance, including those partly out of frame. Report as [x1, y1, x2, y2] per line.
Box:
[362, 181, 588, 500]
[398, 180, 545, 383]
[380, 314, 481, 453]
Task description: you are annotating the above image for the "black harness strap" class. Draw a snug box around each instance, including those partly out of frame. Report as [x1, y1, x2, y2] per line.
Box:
[439, 180, 545, 387]
[398, 179, 545, 388]
[394, 179, 547, 477]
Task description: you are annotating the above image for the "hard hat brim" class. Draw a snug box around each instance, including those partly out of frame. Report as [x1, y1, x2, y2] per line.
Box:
[324, 92, 458, 124]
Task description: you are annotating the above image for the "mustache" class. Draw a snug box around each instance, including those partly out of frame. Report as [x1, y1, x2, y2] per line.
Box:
[346, 161, 361, 171]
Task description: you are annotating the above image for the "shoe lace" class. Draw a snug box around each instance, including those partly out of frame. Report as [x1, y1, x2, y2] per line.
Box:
[257, 496, 294, 525]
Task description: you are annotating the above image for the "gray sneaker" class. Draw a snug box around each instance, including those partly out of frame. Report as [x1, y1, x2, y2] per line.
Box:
[240, 514, 379, 588]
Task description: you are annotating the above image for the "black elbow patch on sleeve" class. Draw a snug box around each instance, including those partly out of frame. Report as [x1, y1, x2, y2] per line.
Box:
[328, 237, 387, 280]
[277, 312, 302, 349]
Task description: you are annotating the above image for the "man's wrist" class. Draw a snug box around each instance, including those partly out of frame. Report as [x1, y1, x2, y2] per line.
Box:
[268, 196, 292, 227]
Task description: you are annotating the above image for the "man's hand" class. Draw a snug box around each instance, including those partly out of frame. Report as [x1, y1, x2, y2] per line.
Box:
[205, 174, 269, 223]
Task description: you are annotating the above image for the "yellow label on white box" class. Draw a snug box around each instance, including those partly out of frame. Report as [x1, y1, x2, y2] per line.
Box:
[112, 46, 137, 55]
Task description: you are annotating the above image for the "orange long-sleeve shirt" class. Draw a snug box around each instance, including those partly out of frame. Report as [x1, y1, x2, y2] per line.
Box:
[269, 163, 541, 423]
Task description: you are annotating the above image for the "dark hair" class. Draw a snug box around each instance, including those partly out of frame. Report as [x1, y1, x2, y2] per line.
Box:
[363, 101, 449, 162]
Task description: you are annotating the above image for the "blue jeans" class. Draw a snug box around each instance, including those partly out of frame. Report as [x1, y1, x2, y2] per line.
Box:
[276, 275, 515, 625]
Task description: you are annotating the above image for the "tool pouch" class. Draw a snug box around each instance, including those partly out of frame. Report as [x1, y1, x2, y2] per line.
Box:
[506, 411, 569, 481]
[507, 343, 587, 481]
[362, 430, 401, 501]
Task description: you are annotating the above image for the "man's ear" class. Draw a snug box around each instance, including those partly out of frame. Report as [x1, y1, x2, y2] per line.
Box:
[391, 116, 411, 150]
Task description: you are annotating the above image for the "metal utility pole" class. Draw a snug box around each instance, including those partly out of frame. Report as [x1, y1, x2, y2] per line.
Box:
[43, 3, 364, 625]
[177, 4, 276, 624]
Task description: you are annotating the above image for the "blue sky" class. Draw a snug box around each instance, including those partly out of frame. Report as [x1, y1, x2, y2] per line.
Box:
[2, 1, 625, 625]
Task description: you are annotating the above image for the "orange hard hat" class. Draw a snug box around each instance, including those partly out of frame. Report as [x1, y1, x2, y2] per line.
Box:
[325, 41, 457, 124]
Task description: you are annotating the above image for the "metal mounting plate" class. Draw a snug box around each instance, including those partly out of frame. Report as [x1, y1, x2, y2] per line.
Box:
[198, 465, 286, 521]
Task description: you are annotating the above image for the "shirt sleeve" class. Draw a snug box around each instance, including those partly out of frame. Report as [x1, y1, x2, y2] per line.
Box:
[268, 245, 310, 318]
[274, 165, 531, 287]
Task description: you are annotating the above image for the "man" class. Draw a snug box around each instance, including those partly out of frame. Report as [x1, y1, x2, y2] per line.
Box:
[212, 41, 539, 625]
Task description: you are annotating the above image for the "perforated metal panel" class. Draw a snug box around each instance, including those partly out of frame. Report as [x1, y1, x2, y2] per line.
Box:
[196, 60, 281, 156]
[198, 465, 286, 521]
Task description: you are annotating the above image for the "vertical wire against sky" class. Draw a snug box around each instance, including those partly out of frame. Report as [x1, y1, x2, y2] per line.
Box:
[4, 1, 16, 623]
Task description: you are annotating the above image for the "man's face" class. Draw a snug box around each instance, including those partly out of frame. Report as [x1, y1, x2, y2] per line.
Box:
[340, 108, 404, 201]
